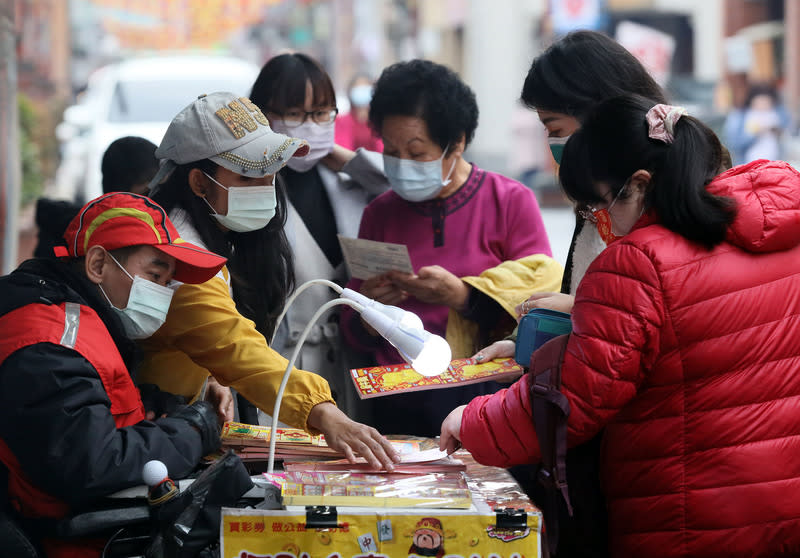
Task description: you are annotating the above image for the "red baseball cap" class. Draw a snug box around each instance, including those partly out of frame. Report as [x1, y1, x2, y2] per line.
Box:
[55, 192, 226, 284]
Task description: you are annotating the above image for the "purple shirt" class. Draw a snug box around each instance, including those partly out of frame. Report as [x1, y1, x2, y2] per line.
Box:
[341, 164, 551, 435]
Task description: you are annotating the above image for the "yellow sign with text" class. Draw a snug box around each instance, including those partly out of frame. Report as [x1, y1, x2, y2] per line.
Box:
[221, 509, 540, 558]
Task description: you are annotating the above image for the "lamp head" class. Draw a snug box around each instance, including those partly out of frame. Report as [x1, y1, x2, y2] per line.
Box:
[402, 329, 452, 377]
[360, 306, 451, 376]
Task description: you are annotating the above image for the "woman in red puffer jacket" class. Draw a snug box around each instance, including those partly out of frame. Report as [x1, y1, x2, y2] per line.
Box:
[440, 95, 800, 558]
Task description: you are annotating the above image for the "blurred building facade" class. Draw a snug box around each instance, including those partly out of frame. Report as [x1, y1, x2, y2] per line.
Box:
[392, 0, 725, 174]
[1, 0, 71, 272]
[1, 0, 19, 272]
[66, 0, 798, 172]
[16, 0, 71, 100]
[722, 0, 796, 121]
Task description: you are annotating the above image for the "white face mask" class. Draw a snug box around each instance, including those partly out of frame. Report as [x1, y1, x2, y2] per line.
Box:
[270, 121, 335, 173]
[349, 84, 373, 108]
[99, 253, 177, 339]
[382, 146, 457, 202]
[202, 171, 276, 233]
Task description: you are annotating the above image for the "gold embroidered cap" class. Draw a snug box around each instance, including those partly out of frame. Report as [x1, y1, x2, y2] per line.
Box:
[150, 92, 310, 190]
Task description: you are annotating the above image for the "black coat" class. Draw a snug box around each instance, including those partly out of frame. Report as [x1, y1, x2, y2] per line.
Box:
[33, 198, 80, 259]
[0, 259, 203, 514]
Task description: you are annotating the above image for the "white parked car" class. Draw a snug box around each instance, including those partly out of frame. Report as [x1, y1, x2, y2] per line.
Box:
[54, 55, 261, 202]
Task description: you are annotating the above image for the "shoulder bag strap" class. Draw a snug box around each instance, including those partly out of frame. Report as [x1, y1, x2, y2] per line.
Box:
[529, 334, 572, 556]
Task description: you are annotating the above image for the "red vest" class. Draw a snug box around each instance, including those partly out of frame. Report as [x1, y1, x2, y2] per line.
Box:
[0, 301, 145, 520]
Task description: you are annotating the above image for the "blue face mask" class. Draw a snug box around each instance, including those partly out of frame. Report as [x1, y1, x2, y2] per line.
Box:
[98, 253, 177, 339]
[382, 147, 457, 202]
[548, 135, 571, 165]
[349, 84, 373, 108]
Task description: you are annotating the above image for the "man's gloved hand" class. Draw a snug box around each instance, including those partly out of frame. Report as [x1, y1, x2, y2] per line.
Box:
[140, 384, 187, 420]
[169, 401, 222, 455]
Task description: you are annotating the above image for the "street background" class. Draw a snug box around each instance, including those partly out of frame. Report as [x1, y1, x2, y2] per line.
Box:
[2, 0, 798, 272]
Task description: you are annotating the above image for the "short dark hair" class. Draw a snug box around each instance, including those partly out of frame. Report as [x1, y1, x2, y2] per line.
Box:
[101, 136, 158, 194]
[347, 72, 373, 91]
[368, 59, 479, 151]
[249, 53, 336, 114]
[560, 95, 735, 249]
[109, 244, 139, 263]
[745, 83, 780, 108]
[521, 30, 666, 121]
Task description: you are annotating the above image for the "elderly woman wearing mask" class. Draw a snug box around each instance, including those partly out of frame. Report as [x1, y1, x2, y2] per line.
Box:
[340, 59, 561, 437]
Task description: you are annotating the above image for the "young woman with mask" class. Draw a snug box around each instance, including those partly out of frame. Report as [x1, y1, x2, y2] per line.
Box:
[138, 92, 399, 471]
[335, 73, 383, 152]
[248, 53, 389, 420]
[473, 30, 667, 363]
[339, 59, 560, 438]
[441, 94, 800, 558]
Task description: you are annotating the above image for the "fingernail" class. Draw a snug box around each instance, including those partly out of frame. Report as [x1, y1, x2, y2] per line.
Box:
[474, 354, 484, 362]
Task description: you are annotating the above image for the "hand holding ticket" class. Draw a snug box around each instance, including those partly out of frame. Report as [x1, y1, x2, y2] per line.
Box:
[337, 235, 414, 280]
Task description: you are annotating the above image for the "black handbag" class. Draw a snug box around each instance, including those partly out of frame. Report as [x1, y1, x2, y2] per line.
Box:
[146, 450, 254, 558]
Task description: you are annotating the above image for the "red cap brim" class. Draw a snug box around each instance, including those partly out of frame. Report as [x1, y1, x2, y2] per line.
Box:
[292, 143, 310, 157]
[154, 242, 227, 284]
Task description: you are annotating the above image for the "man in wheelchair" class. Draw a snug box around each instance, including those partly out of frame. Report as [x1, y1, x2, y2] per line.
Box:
[0, 192, 227, 557]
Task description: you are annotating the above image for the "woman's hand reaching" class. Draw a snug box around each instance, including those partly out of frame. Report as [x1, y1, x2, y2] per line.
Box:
[320, 144, 356, 172]
[204, 376, 235, 424]
[471, 340, 516, 363]
[516, 292, 575, 320]
[439, 405, 466, 455]
[307, 402, 400, 471]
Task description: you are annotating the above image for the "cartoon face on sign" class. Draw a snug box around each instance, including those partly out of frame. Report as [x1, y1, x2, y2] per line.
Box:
[408, 517, 445, 557]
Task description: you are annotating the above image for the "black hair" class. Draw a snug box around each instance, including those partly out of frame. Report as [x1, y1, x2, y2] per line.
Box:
[101, 136, 159, 193]
[347, 72, 373, 92]
[368, 59, 479, 151]
[249, 53, 336, 114]
[744, 83, 780, 108]
[152, 161, 294, 339]
[109, 244, 139, 264]
[559, 95, 736, 249]
[521, 30, 666, 120]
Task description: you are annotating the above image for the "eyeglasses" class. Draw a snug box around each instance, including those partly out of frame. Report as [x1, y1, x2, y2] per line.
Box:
[269, 107, 339, 128]
[576, 185, 626, 223]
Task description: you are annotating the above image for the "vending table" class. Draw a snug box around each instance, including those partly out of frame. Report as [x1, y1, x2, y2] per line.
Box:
[220, 450, 542, 558]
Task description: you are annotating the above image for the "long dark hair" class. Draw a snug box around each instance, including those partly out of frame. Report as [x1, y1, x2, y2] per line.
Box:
[152, 160, 294, 338]
[560, 95, 736, 249]
[249, 53, 336, 115]
[521, 30, 667, 119]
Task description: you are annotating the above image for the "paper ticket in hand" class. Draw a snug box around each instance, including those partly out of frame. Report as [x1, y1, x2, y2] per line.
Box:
[338, 236, 413, 280]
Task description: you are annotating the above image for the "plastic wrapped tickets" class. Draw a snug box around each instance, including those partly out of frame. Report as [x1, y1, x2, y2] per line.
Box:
[270, 470, 472, 509]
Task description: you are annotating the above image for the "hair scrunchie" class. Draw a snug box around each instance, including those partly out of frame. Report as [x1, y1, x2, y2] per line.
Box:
[646, 104, 688, 144]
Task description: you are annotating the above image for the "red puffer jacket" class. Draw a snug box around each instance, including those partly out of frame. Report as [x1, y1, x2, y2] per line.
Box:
[461, 160, 800, 558]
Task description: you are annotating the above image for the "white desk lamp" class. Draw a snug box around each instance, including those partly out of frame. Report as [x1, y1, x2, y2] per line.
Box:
[266, 293, 451, 473]
[270, 278, 424, 345]
[262, 278, 427, 428]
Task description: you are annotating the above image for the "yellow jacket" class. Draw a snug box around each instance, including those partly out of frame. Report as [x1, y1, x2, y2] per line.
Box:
[137, 266, 334, 431]
[445, 254, 564, 358]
